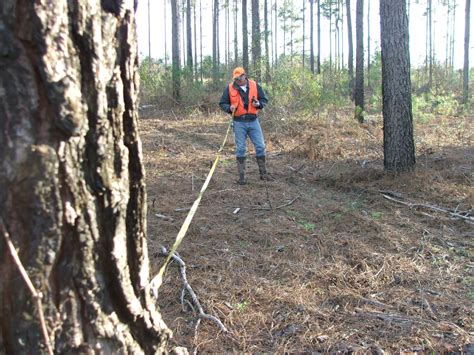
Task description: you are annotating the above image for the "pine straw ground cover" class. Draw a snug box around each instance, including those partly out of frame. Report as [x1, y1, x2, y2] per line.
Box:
[139, 109, 472, 353]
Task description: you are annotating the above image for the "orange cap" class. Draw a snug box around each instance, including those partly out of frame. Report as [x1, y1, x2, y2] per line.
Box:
[232, 67, 246, 80]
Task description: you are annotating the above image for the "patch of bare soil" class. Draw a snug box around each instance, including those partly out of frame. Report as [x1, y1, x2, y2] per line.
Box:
[140, 110, 473, 353]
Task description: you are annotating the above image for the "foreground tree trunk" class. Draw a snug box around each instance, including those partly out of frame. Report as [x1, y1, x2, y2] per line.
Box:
[0, 1, 170, 353]
[380, 0, 416, 172]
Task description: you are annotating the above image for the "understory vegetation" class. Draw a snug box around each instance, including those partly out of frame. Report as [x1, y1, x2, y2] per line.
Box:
[138, 55, 473, 120]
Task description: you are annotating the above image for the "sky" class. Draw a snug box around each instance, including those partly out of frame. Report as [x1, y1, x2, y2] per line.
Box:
[135, 0, 472, 70]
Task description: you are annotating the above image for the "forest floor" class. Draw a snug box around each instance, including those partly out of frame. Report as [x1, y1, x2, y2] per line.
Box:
[139, 107, 472, 353]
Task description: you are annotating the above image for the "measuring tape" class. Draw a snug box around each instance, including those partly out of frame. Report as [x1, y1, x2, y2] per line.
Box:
[149, 114, 234, 297]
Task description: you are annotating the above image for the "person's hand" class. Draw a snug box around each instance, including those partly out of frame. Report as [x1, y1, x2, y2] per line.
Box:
[230, 105, 236, 113]
[251, 99, 260, 108]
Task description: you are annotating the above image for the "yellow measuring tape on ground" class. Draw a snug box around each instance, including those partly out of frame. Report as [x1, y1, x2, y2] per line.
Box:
[149, 115, 233, 297]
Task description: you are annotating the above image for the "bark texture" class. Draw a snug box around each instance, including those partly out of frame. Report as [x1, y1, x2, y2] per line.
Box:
[0, 0, 171, 353]
[380, 0, 416, 172]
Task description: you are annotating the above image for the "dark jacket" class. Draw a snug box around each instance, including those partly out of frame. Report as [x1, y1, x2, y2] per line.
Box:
[219, 79, 268, 122]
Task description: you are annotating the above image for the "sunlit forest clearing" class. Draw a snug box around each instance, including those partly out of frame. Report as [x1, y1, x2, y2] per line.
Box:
[136, 0, 473, 352]
[1, 0, 472, 353]
[140, 109, 472, 352]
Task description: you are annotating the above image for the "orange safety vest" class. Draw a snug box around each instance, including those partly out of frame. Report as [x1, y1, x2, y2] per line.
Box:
[229, 79, 258, 117]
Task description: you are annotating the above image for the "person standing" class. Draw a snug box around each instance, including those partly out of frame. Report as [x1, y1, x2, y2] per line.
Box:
[219, 67, 270, 185]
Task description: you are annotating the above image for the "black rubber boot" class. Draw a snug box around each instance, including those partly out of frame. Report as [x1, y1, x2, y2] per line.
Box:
[256, 156, 271, 181]
[236, 157, 247, 185]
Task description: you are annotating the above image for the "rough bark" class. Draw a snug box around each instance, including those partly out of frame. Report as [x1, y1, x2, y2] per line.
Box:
[251, 0, 261, 80]
[380, 0, 416, 172]
[0, 0, 170, 353]
[463, 0, 471, 104]
[346, 0, 354, 96]
[354, 0, 364, 122]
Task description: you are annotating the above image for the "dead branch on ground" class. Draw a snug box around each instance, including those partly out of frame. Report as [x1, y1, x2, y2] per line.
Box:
[379, 192, 473, 223]
[159, 246, 228, 333]
[249, 196, 300, 211]
[0, 217, 53, 355]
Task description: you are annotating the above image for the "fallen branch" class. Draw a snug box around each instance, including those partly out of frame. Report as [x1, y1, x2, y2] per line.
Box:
[0, 218, 53, 355]
[380, 192, 474, 223]
[354, 309, 467, 335]
[160, 246, 228, 333]
[250, 196, 300, 211]
[276, 196, 300, 210]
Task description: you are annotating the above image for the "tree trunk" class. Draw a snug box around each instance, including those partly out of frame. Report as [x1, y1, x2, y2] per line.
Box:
[341, 0, 345, 70]
[0, 1, 171, 353]
[380, 0, 416, 172]
[275, 0, 279, 67]
[282, 1, 287, 57]
[252, 0, 262, 80]
[186, 0, 193, 77]
[445, 0, 451, 72]
[182, 0, 187, 66]
[317, 0, 321, 74]
[310, 0, 315, 73]
[451, 1, 457, 70]
[428, 0, 433, 86]
[242, 0, 249, 72]
[463, 0, 471, 104]
[224, 0, 228, 68]
[200, 0, 204, 82]
[148, 0, 152, 59]
[264, 0, 271, 82]
[367, 0, 371, 88]
[303, 0, 306, 69]
[355, 0, 365, 122]
[212, 0, 219, 83]
[346, 0, 354, 97]
[234, 0, 239, 64]
[165, 0, 169, 67]
[194, 0, 198, 78]
[172, 0, 182, 99]
[329, 2, 333, 70]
